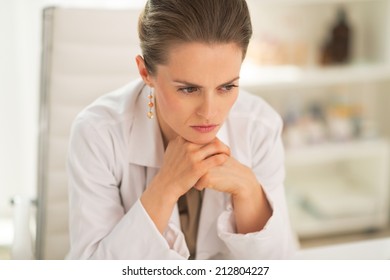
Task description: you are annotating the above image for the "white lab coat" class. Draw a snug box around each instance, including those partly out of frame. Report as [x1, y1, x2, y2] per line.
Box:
[66, 79, 297, 259]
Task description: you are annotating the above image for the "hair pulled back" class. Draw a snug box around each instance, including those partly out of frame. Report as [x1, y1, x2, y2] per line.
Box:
[138, 0, 252, 74]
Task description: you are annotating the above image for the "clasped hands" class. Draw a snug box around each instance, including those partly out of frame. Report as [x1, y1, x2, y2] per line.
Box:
[158, 136, 260, 202]
[142, 136, 271, 234]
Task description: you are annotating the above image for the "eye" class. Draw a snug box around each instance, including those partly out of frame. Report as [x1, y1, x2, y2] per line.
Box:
[219, 84, 238, 93]
[178, 86, 199, 95]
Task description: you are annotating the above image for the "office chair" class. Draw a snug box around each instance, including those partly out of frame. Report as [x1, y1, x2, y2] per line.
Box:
[35, 6, 141, 259]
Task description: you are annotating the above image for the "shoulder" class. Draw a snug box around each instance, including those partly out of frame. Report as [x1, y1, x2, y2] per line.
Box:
[69, 79, 147, 155]
[72, 79, 145, 131]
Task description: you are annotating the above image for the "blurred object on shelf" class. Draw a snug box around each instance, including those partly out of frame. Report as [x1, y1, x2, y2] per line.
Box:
[320, 7, 352, 66]
[282, 89, 377, 149]
[247, 8, 311, 67]
[248, 36, 309, 67]
[326, 91, 360, 141]
[283, 97, 327, 148]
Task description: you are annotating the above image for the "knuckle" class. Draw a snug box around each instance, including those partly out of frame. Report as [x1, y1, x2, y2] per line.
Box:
[226, 146, 231, 155]
[214, 140, 223, 150]
[214, 140, 229, 154]
[215, 154, 227, 165]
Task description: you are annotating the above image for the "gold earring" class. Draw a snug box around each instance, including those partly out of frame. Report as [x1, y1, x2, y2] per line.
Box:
[147, 89, 154, 119]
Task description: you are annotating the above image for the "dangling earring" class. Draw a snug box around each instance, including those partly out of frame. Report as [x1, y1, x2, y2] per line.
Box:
[147, 89, 154, 119]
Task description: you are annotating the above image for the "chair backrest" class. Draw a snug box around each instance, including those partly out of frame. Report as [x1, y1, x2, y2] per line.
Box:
[37, 7, 142, 259]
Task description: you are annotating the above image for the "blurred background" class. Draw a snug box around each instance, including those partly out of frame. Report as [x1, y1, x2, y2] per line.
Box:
[1, 0, 389, 259]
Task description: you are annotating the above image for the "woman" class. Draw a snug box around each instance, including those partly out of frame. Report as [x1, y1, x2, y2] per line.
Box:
[67, 0, 296, 259]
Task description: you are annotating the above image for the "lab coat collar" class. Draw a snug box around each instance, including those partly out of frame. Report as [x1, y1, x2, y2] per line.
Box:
[216, 120, 229, 148]
[127, 84, 165, 168]
[127, 82, 230, 168]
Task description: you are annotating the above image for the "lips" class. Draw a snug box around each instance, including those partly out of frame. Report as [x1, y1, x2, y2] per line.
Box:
[190, 124, 219, 133]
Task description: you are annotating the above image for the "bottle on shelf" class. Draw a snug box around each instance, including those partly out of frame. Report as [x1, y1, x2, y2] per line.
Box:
[320, 7, 352, 65]
[332, 7, 351, 64]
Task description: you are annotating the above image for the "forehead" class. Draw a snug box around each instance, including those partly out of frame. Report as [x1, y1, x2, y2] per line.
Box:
[165, 42, 243, 62]
[156, 42, 243, 84]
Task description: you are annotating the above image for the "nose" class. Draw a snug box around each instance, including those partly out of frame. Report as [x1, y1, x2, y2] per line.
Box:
[196, 93, 217, 120]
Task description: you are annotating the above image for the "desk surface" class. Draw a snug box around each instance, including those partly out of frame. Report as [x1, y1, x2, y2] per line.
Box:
[294, 237, 390, 259]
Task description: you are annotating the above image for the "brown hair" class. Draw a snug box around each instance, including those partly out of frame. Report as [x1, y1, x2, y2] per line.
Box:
[138, 0, 252, 74]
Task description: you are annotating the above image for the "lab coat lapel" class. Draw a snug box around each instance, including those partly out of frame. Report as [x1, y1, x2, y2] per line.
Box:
[127, 85, 164, 169]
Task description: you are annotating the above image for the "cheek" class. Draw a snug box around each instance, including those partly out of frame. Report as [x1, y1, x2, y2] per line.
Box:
[223, 93, 239, 113]
[156, 90, 189, 119]
[156, 92, 174, 111]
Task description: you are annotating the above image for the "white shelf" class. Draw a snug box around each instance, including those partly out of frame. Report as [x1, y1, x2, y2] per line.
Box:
[285, 139, 389, 166]
[288, 188, 389, 238]
[294, 237, 390, 260]
[290, 203, 389, 238]
[241, 63, 390, 90]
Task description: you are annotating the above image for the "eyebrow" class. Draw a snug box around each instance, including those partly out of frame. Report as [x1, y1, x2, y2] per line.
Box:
[172, 76, 240, 88]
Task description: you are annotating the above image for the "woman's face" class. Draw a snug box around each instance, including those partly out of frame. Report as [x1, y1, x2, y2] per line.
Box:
[148, 42, 243, 145]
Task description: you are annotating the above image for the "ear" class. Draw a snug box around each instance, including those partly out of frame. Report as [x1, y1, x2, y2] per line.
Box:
[135, 55, 153, 86]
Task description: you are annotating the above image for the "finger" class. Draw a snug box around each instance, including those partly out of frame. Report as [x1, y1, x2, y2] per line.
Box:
[195, 172, 212, 191]
[193, 185, 205, 191]
[198, 138, 231, 160]
[201, 153, 229, 172]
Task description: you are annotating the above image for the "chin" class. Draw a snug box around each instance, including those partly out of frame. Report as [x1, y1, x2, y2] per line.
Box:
[183, 134, 217, 145]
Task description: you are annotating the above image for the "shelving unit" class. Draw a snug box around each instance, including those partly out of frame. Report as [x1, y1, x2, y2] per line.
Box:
[244, 0, 390, 239]
[285, 139, 389, 238]
[241, 63, 390, 90]
[285, 139, 388, 165]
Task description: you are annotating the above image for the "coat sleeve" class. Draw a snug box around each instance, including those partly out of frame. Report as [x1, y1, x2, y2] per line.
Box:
[217, 112, 298, 259]
[66, 117, 189, 259]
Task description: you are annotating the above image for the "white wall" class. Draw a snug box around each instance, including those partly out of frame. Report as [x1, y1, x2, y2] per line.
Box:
[0, 0, 41, 218]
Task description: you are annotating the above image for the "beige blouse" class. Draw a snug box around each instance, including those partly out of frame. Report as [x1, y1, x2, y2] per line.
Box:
[178, 188, 203, 259]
